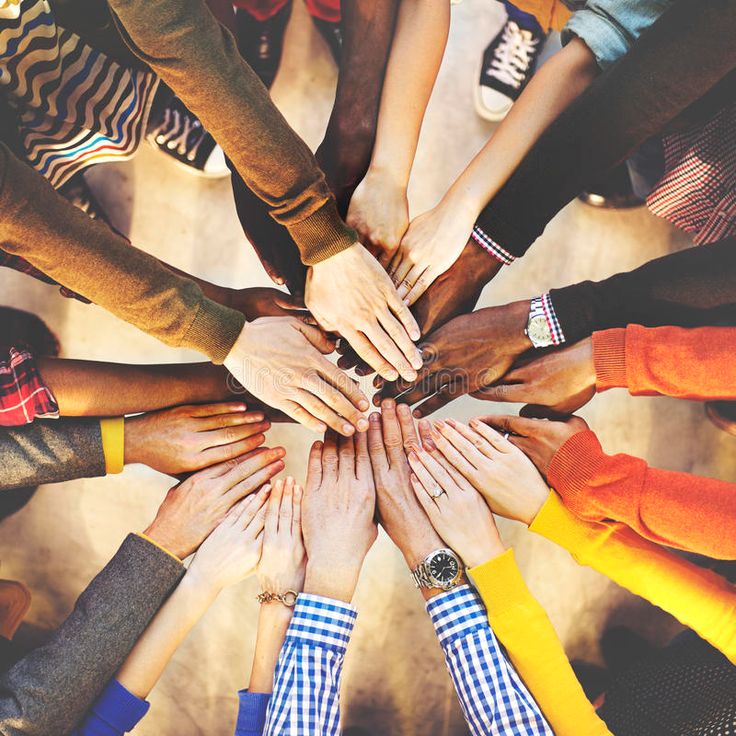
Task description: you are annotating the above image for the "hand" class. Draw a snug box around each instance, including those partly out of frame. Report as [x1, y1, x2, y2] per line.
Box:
[302, 431, 378, 602]
[426, 418, 550, 525]
[407, 444, 505, 569]
[473, 339, 596, 415]
[257, 477, 307, 596]
[366, 399, 444, 573]
[224, 316, 369, 436]
[225, 287, 314, 324]
[187, 485, 271, 593]
[306, 243, 422, 383]
[124, 403, 271, 475]
[346, 171, 409, 267]
[479, 414, 590, 480]
[377, 300, 532, 415]
[389, 201, 475, 306]
[142, 447, 285, 559]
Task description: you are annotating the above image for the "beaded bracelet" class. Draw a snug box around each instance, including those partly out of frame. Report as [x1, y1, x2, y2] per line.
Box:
[256, 590, 298, 607]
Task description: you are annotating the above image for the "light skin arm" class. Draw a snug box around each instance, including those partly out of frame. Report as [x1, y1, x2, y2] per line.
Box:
[347, 0, 450, 264]
[394, 38, 599, 303]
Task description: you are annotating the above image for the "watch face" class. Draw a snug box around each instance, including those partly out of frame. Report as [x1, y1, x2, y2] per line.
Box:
[528, 315, 552, 344]
[429, 551, 460, 584]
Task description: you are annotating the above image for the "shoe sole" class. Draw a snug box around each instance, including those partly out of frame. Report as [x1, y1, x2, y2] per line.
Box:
[473, 55, 512, 122]
[146, 136, 232, 180]
[0, 580, 31, 641]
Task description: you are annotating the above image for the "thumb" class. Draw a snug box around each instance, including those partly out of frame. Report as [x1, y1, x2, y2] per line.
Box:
[274, 293, 307, 310]
[297, 323, 337, 355]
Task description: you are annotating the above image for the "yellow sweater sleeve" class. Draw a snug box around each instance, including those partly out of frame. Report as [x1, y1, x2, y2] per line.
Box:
[531, 493, 736, 663]
[469, 549, 611, 736]
[99, 417, 125, 474]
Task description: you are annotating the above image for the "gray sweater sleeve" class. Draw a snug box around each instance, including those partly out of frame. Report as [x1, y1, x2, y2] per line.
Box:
[0, 534, 185, 736]
[0, 419, 106, 492]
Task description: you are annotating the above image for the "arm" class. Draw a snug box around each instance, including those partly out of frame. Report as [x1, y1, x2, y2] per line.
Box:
[548, 429, 736, 559]
[592, 325, 736, 400]
[475, 0, 736, 259]
[0, 535, 185, 736]
[107, 0, 354, 265]
[316, 0, 400, 214]
[469, 550, 611, 736]
[530, 493, 736, 663]
[0, 144, 245, 364]
[347, 0, 450, 261]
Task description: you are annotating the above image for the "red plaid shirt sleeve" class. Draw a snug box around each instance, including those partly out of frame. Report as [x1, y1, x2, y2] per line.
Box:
[0, 346, 59, 426]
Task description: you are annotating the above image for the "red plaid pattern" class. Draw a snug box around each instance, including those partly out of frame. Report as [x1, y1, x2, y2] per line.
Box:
[0, 346, 59, 426]
[648, 101, 736, 246]
[0, 250, 90, 302]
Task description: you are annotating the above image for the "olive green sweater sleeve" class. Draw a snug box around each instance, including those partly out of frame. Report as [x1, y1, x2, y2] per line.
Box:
[108, 0, 357, 265]
[0, 144, 245, 363]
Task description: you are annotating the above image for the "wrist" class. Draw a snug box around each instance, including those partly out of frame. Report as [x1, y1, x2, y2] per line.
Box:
[480, 299, 533, 352]
[141, 522, 188, 561]
[460, 538, 507, 569]
[304, 562, 361, 603]
[364, 161, 410, 191]
[180, 564, 223, 600]
[440, 186, 484, 223]
[123, 415, 146, 465]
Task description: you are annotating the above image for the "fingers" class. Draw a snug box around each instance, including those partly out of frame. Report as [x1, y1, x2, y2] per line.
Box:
[410, 448, 462, 497]
[395, 262, 423, 301]
[363, 321, 420, 383]
[429, 425, 479, 480]
[445, 419, 499, 460]
[396, 402, 419, 448]
[366, 412, 389, 472]
[291, 484, 303, 536]
[337, 432, 355, 479]
[241, 490, 270, 535]
[345, 329, 402, 382]
[410, 473, 441, 522]
[407, 449, 444, 499]
[305, 440, 324, 493]
[293, 386, 356, 437]
[205, 446, 272, 479]
[520, 404, 572, 421]
[321, 431, 339, 481]
[475, 414, 540, 438]
[198, 433, 268, 466]
[379, 399, 405, 463]
[273, 293, 306, 311]
[226, 460, 284, 507]
[315, 360, 371, 419]
[219, 446, 286, 488]
[470, 381, 528, 404]
[265, 478, 284, 537]
[401, 266, 433, 307]
[279, 399, 330, 434]
[417, 418, 435, 451]
[201, 420, 270, 447]
[390, 254, 413, 292]
[385, 285, 421, 343]
[354, 429, 371, 481]
[231, 483, 271, 529]
[298, 322, 337, 355]
[412, 380, 466, 418]
[279, 477, 294, 532]
[468, 417, 515, 453]
[188, 402, 251, 418]
[433, 420, 484, 470]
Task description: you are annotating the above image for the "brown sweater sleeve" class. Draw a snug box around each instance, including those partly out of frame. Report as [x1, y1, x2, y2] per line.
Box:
[593, 325, 736, 399]
[108, 0, 356, 265]
[0, 144, 244, 363]
[547, 429, 736, 560]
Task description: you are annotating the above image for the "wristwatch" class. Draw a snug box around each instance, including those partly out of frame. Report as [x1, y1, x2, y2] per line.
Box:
[411, 548, 462, 591]
[525, 296, 554, 348]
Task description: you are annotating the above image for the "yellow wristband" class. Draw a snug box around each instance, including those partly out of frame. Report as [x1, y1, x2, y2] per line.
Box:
[100, 417, 125, 474]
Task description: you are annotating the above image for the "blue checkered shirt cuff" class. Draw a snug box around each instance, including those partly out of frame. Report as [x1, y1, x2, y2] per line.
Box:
[471, 226, 517, 265]
[285, 594, 357, 655]
[427, 585, 489, 647]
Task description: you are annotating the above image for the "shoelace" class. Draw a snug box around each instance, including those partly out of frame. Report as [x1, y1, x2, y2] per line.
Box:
[150, 105, 207, 162]
[486, 21, 538, 89]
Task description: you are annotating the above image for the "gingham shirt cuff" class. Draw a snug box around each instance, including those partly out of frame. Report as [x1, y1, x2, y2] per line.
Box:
[471, 226, 516, 266]
[538, 293, 566, 346]
[285, 594, 357, 654]
[426, 585, 489, 648]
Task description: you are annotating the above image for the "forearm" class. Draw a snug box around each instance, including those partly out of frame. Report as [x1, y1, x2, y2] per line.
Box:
[548, 430, 736, 559]
[248, 605, 294, 694]
[443, 39, 598, 220]
[37, 359, 230, 416]
[530, 493, 736, 663]
[592, 325, 736, 399]
[368, 0, 449, 187]
[469, 550, 610, 735]
[115, 571, 217, 699]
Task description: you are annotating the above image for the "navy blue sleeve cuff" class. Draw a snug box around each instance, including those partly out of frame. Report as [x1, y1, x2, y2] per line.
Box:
[89, 680, 150, 731]
[235, 690, 271, 736]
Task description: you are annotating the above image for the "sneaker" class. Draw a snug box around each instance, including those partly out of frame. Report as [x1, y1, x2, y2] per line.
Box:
[236, 2, 293, 90]
[58, 172, 115, 227]
[311, 16, 342, 66]
[475, 19, 545, 122]
[147, 97, 229, 178]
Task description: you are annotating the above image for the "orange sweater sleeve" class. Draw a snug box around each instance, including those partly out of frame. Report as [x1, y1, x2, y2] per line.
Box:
[592, 325, 736, 399]
[548, 430, 736, 559]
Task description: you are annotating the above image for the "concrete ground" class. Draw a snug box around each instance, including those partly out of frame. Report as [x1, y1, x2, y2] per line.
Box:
[1, 1, 734, 734]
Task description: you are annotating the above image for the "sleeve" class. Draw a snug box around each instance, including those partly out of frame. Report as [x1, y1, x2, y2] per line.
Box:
[592, 325, 736, 399]
[0, 417, 107, 491]
[0, 534, 185, 736]
[547, 430, 736, 560]
[426, 584, 554, 736]
[0, 346, 58, 426]
[263, 594, 357, 736]
[0, 144, 245, 364]
[468, 550, 611, 735]
[106, 0, 356, 265]
[70, 680, 150, 736]
[99, 418, 125, 475]
[473, 1, 736, 258]
[529, 493, 736, 663]
[548, 236, 736, 344]
[235, 691, 271, 736]
[561, 0, 670, 70]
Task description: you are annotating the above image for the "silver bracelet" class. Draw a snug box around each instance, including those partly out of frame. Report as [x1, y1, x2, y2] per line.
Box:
[256, 590, 298, 607]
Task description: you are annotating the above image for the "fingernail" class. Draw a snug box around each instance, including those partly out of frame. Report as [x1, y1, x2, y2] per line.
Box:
[412, 409, 422, 419]
[384, 398, 395, 409]
[386, 370, 399, 381]
[446, 418, 457, 428]
[430, 428, 441, 441]
[403, 370, 418, 382]
[317, 423, 327, 432]
[314, 441, 323, 449]
[397, 403, 410, 415]
[342, 423, 354, 435]
[357, 418, 369, 432]
[423, 439, 436, 452]
[409, 450, 417, 461]
[359, 399, 370, 411]
[434, 419, 445, 428]
[369, 413, 380, 423]
[469, 418, 481, 429]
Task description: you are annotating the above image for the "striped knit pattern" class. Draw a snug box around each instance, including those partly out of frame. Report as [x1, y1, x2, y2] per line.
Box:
[0, 0, 157, 188]
[647, 101, 736, 246]
[264, 594, 357, 736]
[428, 585, 553, 736]
[471, 225, 517, 265]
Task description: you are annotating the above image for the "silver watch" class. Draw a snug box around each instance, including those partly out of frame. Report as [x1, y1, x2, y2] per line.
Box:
[525, 296, 554, 348]
[411, 548, 462, 591]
